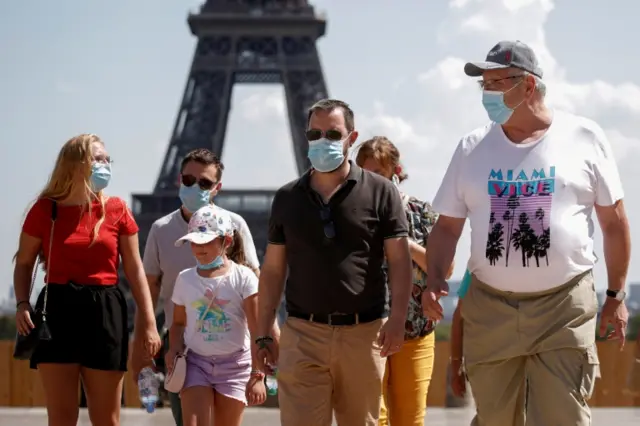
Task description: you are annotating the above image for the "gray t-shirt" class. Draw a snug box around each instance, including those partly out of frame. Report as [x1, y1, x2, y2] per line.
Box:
[142, 207, 259, 328]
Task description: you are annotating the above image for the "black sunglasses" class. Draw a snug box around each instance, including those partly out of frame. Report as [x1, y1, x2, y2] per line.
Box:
[306, 129, 345, 142]
[181, 174, 217, 191]
[320, 206, 336, 240]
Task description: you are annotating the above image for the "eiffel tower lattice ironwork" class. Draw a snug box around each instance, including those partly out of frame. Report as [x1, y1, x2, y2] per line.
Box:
[125, 0, 329, 330]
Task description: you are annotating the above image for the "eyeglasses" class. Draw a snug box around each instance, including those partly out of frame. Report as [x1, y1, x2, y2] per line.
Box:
[320, 205, 336, 240]
[306, 129, 345, 142]
[477, 75, 524, 90]
[181, 174, 217, 191]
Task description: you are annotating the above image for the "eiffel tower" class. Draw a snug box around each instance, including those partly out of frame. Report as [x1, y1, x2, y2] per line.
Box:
[125, 0, 329, 329]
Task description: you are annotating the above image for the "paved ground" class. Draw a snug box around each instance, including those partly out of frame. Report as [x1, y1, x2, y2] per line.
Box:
[0, 407, 638, 425]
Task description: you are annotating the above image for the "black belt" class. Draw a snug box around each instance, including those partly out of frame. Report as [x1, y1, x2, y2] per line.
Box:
[288, 309, 388, 326]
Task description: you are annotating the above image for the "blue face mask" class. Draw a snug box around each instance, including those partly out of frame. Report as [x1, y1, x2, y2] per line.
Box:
[179, 184, 211, 213]
[197, 255, 224, 270]
[90, 162, 111, 192]
[308, 138, 347, 173]
[481, 81, 524, 125]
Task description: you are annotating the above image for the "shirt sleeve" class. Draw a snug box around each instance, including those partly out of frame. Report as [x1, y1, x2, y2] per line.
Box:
[380, 182, 409, 239]
[591, 125, 624, 206]
[418, 201, 439, 246]
[237, 216, 260, 269]
[240, 267, 259, 299]
[457, 269, 472, 299]
[22, 199, 49, 239]
[432, 141, 468, 218]
[116, 198, 139, 235]
[267, 189, 286, 245]
[142, 223, 162, 277]
[171, 272, 186, 306]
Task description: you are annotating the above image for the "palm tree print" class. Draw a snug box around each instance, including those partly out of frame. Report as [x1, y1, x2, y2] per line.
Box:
[486, 221, 505, 265]
[511, 212, 537, 267]
[535, 208, 550, 266]
[501, 195, 520, 267]
[486, 196, 551, 268]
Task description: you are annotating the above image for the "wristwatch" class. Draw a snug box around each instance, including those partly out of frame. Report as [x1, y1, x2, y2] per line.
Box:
[605, 289, 626, 301]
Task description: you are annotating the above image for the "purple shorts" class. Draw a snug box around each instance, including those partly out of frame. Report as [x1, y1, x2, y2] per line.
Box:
[183, 349, 252, 404]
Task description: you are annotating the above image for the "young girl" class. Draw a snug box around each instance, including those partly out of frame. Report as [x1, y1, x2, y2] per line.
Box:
[167, 205, 266, 426]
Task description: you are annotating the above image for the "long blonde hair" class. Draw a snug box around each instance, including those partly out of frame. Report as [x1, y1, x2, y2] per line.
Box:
[38, 133, 108, 245]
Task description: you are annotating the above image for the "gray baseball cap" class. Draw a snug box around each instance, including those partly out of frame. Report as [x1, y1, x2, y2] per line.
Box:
[464, 40, 543, 78]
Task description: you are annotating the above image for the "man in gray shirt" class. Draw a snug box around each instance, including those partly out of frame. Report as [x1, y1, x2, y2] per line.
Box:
[133, 148, 259, 426]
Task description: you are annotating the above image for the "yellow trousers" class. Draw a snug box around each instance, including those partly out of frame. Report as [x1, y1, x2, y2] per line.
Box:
[379, 332, 435, 426]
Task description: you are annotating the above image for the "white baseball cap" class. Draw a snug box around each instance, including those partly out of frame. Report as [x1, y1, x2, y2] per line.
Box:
[174, 205, 234, 247]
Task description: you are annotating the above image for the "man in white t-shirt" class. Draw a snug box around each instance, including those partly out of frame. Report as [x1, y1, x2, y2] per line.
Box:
[423, 41, 631, 425]
[132, 148, 260, 426]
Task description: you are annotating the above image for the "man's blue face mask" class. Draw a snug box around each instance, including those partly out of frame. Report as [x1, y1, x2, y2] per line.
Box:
[481, 79, 525, 124]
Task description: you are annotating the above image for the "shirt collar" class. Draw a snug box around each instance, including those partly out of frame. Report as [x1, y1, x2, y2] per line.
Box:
[297, 160, 361, 189]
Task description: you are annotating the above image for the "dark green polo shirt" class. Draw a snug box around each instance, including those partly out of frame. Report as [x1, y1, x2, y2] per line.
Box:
[268, 162, 409, 315]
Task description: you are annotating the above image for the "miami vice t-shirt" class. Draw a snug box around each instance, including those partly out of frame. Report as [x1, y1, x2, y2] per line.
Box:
[432, 110, 624, 293]
[171, 262, 258, 356]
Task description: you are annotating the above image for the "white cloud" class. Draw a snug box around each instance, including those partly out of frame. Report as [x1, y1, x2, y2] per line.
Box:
[240, 90, 287, 123]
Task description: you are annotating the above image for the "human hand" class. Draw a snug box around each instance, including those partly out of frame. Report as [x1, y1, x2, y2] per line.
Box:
[137, 324, 162, 359]
[377, 316, 405, 357]
[423, 277, 449, 321]
[15, 303, 35, 336]
[164, 349, 181, 375]
[450, 359, 466, 397]
[256, 337, 279, 375]
[246, 375, 267, 406]
[598, 298, 628, 350]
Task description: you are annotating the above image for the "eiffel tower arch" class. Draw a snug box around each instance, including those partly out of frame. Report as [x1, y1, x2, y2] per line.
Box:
[125, 0, 329, 329]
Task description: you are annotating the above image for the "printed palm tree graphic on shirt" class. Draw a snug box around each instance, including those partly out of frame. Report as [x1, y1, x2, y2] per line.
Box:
[191, 296, 232, 341]
[486, 166, 555, 267]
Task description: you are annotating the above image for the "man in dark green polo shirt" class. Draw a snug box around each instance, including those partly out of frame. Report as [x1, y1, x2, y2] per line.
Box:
[255, 99, 413, 426]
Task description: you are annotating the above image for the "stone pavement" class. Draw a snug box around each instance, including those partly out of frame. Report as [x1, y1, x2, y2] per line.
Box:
[0, 407, 638, 425]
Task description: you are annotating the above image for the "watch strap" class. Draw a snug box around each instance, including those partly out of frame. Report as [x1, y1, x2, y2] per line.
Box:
[606, 289, 625, 300]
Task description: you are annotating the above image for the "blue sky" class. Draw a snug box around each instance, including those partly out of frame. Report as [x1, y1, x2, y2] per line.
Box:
[2, 0, 640, 300]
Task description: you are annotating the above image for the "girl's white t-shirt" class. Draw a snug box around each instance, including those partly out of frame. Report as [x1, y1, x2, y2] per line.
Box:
[171, 262, 258, 356]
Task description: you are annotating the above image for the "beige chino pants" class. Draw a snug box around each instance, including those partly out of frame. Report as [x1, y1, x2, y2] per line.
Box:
[277, 317, 387, 426]
[462, 270, 600, 426]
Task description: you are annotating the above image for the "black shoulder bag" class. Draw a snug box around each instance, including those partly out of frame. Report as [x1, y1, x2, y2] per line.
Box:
[13, 201, 57, 360]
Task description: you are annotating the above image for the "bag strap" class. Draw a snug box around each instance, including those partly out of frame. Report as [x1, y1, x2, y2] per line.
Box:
[27, 200, 57, 316]
[183, 290, 217, 355]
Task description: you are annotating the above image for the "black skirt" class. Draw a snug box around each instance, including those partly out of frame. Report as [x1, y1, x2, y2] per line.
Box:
[30, 282, 129, 371]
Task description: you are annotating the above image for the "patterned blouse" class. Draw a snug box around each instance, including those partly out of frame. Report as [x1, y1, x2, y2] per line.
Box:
[385, 194, 439, 340]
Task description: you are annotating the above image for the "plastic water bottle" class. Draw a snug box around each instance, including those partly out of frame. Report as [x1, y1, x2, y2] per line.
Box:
[138, 366, 161, 413]
[265, 369, 278, 396]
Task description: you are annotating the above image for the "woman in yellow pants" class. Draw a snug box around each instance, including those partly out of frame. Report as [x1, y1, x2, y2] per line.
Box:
[356, 136, 453, 426]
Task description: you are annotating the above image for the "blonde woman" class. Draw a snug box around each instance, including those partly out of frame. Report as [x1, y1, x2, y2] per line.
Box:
[13, 134, 161, 426]
[356, 136, 452, 426]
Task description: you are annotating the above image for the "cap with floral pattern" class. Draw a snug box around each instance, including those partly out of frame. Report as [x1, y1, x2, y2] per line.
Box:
[174, 205, 234, 247]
